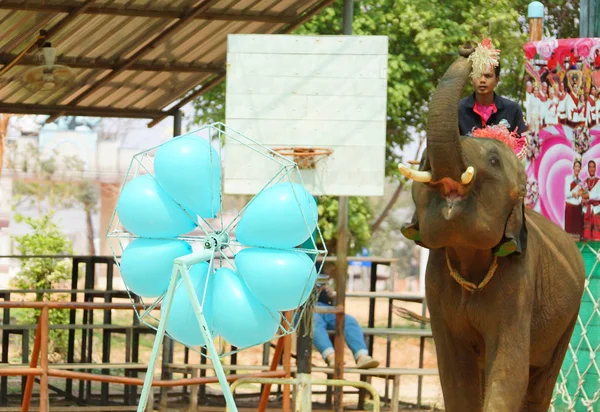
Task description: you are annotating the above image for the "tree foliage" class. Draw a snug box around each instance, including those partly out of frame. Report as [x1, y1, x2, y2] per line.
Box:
[190, 0, 580, 245]
[317, 196, 372, 255]
[10, 213, 72, 357]
[191, 0, 561, 173]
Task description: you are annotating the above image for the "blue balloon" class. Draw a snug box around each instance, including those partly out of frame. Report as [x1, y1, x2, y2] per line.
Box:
[166, 262, 216, 347]
[120, 238, 192, 298]
[235, 182, 318, 248]
[117, 174, 197, 238]
[235, 248, 317, 311]
[154, 134, 221, 219]
[212, 268, 280, 348]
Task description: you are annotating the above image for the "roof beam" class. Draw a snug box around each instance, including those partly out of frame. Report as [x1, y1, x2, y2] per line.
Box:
[0, 1, 296, 24]
[0, 54, 223, 74]
[147, 74, 225, 128]
[278, 0, 337, 33]
[0, 0, 95, 77]
[146, 0, 338, 128]
[46, 0, 223, 123]
[0, 103, 166, 119]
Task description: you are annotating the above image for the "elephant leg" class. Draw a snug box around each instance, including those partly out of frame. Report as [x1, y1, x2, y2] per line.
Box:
[523, 313, 578, 412]
[429, 318, 483, 411]
[482, 329, 530, 411]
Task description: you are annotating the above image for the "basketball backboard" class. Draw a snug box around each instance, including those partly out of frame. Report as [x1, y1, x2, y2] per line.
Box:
[224, 34, 388, 196]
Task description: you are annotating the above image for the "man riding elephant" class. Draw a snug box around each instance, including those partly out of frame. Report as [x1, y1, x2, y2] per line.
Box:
[398, 39, 585, 412]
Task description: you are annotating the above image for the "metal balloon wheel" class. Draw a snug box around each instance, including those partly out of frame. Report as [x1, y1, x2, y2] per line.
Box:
[106, 123, 327, 411]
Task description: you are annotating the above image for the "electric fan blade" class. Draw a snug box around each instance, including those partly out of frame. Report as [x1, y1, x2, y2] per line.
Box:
[50, 66, 74, 82]
[22, 65, 74, 92]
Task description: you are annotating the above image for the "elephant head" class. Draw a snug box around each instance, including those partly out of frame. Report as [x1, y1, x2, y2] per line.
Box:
[400, 44, 527, 255]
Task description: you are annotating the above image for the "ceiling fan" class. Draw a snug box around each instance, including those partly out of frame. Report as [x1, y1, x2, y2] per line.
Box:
[22, 42, 74, 93]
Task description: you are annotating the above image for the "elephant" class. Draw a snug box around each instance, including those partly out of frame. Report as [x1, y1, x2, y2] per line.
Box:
[398, 43, 585, 411]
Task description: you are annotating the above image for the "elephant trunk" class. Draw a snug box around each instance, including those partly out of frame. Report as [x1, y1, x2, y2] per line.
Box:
[426, 44, 475, 183]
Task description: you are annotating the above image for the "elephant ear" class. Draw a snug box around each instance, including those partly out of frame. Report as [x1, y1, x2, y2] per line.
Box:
[401, 215, 430, 249]
[493, 167, 528, 257]
[493, 199, 527, 257]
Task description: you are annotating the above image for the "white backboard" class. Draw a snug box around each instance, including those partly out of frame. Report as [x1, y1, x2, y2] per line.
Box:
[224, 34, 388, 196]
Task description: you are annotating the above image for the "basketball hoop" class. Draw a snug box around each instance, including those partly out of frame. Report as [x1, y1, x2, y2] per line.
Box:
[272, 147, 333, 169]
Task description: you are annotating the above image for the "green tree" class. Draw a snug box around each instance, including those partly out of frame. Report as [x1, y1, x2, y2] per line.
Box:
[190, 0, 580, 237]
[317, 196, 372, 255]
[10, 213, 72, 357]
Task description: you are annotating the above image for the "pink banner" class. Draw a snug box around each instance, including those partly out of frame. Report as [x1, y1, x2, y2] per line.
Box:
[524, 38, 600, 242]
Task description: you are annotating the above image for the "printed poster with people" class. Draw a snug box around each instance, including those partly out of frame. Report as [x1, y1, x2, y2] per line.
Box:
[523, 38, 600, 242]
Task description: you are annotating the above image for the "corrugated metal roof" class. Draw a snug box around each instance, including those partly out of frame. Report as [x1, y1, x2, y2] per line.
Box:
[0, 0, 334, 126]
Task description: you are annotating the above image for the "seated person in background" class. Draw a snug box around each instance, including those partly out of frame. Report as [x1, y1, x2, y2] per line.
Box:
[313, 281, 380, 369]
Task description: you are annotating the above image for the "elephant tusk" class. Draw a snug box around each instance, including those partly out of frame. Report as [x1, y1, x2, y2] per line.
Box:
[461, 166, 475, 185]
[398, 163, 432, 183]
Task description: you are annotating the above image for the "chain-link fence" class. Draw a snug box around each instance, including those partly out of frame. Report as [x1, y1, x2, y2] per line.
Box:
[552, 242, 600, 411]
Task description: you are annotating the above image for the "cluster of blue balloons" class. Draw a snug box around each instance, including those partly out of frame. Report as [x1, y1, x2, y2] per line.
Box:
[162, 245, 318, 349]
[115, 131, 321, 349]
[117, 134, 221, 298]
[164, 265, 286, 349]
[216, 181, 320, 346]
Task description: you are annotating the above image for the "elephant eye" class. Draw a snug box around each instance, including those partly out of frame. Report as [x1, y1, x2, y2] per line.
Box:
[488, 156, 501, 168]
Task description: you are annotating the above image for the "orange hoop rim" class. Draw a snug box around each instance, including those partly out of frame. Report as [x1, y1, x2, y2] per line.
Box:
[271, 147, 333, 157]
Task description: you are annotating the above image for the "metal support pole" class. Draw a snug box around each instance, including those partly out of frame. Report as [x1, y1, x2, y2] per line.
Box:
[282, 312, 292, 411]
[173, 110, 182, 137]
[159, 336, 173, 407]
[178, 258, 239, 412]
[527, 1, 544, 42]
[334, 193, 348, 411]
[137, 267, 181, 412]
[258, 338, 285, 411]
[39, 307, 49, 412]
[342, 0, 354, 35]
[295, 306, 313, 411]
[21, 320, 42, 412]
[334, 2, 353, 411]
[580, 0, 600, 37]
[295, 374, 313, 412]
[159, 108, 182, 407]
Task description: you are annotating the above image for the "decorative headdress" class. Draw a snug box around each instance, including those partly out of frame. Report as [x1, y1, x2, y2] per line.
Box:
[471, 124, 527, 160]
[468, 37, 500, 79]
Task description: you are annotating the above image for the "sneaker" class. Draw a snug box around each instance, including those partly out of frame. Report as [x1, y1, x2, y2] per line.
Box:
[325, 353, 335, 368]
[356, 355, 380, 369]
